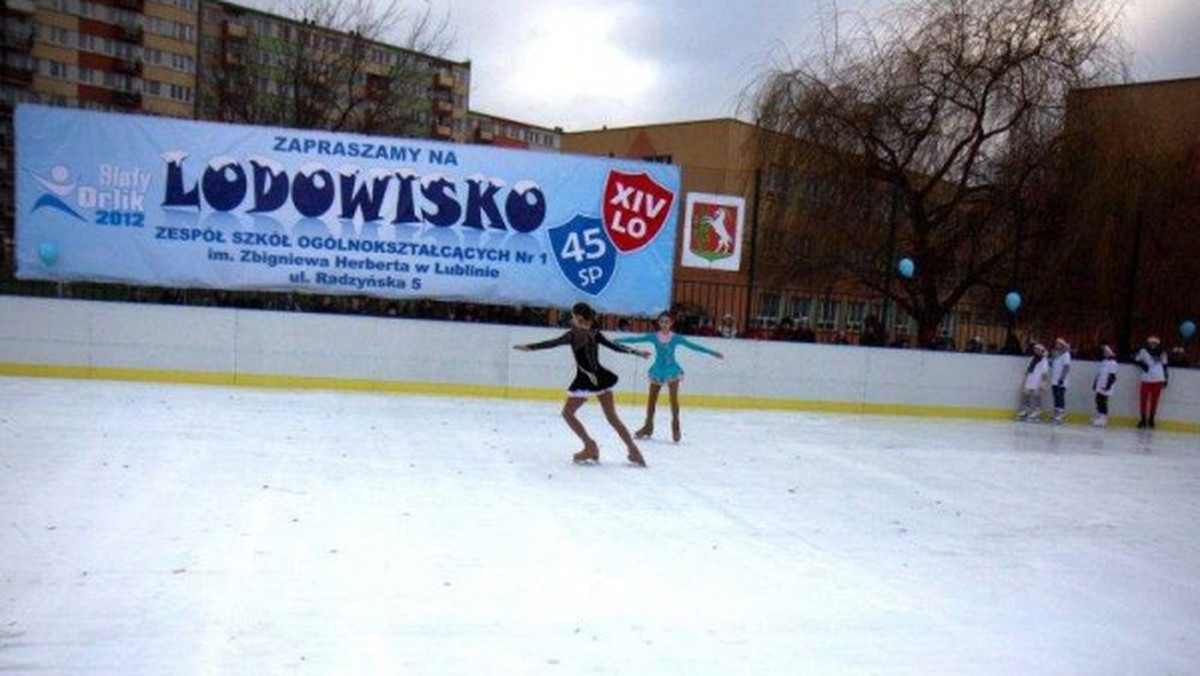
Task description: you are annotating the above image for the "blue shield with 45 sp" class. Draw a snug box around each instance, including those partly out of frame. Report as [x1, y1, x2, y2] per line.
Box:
[548, 215, 617, 296]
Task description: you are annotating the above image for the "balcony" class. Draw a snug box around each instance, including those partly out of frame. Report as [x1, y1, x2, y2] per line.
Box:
[0, 64, 35, 87]
[1, 27, 35, 51]
[431, 123, 453, 140]
[223, 21, 248, 39]
[114, 58, 143, 77]
[432, 72, 454, 90]
[113, 90, 143, 109]
[365, 73, 390, 100]
[114, 0, 145, 11]
[432, 98, 453, 115]
[117, 23, 143, 44]
[4, 0, 35, 14]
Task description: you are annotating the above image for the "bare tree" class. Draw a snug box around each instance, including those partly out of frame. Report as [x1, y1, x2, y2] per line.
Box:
[200, 0, 454, 136]
[749, 0, 1124, 346]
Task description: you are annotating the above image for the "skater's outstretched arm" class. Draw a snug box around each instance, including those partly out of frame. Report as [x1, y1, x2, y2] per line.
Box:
[598, 332, 650, 359]
[514, 331, 572, 351]
[675, 335, 724, 359]
[614, 333, 655, 346]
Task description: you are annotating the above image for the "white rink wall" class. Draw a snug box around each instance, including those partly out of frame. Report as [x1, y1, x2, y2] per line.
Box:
[1, 296, 1196, 432]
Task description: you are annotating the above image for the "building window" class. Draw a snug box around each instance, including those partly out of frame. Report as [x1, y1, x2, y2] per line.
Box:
[845, 301, 866, 331]
[168, 83, 193, 103]
[817, 298, 840, 331]
[758, 291, 781, 319]
[45, 60, 69, 80]
[788, 296, 811, 323]
[45, 25, 71, 47]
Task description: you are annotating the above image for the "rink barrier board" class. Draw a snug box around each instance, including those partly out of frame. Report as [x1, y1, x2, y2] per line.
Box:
[1, 297, 1196, 434]
[1, 359, 1191, 433]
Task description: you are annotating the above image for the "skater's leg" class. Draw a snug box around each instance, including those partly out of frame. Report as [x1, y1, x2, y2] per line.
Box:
[1138, 383, 1150, 427]
[667, 380, 682, 442]
[598, 391, 645, 466]
[1147, 382, 1164, 427]
[1017, 390, 1035, 419]
[1029, 390, 1044, 420]
[1052, 385, 1067, 422]
[1093, 393, 1109, 426]
[636, 383, 661, 438]
[562, 396, 598, 460]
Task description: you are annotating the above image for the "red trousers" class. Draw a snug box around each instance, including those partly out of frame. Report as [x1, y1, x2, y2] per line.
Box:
[1139, 381, 1166, 420]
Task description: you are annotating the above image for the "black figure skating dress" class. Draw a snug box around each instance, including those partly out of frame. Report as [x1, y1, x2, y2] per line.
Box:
[522, 327, 638, 395]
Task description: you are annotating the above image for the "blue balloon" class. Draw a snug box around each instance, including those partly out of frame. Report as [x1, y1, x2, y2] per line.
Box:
[1182, 320, 1197, 340]
[897, 257, 915, 279]
[1005, 291, 1022, 313]
[37, 241, 59, 267]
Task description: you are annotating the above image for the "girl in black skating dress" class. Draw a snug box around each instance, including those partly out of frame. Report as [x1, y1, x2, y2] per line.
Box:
[514, 302, 650, 466]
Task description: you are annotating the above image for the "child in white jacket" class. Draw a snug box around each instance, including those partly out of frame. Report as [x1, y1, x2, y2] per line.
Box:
[1049, 337, 1072, 423]
[1017, 343, 1050, 422]
[1092, 344, 1119, 427]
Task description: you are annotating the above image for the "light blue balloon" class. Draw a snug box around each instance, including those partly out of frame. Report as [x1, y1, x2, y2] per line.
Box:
[1005, 291, 1022, 313]
[897, 257, 915, 279]
[37, 241, 59, 267]
[1182, 320, 1197, 340]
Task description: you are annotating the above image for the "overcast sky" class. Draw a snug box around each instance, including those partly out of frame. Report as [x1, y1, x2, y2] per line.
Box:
[252, 0, 1200, 132]
[430, 0, 1199, 131]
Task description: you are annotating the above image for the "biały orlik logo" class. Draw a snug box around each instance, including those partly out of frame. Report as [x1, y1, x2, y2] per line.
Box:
[30, 165, 86, 222]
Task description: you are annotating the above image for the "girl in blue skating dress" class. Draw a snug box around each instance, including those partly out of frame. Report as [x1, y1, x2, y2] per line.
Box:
[514, 302, 650, 466]
[616, 311, 724, 442]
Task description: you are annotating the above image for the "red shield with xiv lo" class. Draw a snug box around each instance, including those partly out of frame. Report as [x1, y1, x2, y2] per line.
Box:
[602, 170, 675, 254]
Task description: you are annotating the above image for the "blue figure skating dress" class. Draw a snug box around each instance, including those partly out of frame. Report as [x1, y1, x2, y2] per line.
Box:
[616, 332, 720, 384]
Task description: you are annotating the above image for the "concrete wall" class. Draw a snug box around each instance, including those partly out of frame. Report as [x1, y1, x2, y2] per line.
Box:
[2, 296, 1196, 432]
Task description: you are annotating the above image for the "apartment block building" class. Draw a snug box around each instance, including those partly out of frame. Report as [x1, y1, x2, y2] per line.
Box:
[197, 1, 471, 142]
[1, 0, 474, 286]
[466, 110, 561, 152]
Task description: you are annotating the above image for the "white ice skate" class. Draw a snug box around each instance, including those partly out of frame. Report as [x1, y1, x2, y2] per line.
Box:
[1091, 415, 1108, 427]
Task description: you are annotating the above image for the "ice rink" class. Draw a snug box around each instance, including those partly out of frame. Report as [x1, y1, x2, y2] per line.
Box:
[2, 375, 1198, 675]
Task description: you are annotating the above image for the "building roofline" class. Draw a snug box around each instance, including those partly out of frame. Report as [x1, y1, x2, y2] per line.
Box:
[467, 110, 562, 133]
[563, 117, 757, 134]
[217, 0, 470, 69]
[1073, 75, 1200, 95]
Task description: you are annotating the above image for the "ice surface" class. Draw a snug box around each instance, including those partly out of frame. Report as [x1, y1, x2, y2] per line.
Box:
[2, 376, 1198, 675]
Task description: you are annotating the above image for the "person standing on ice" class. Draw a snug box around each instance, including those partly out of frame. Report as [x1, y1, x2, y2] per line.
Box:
[1134, 335, 1169, 429]
[1092, 344, 1119, 427]
[615, 311, 724, 443]
[1049, 337, 1072, 423]
[1016, 342, 1050, 421]
[513, 302, 650, 466]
